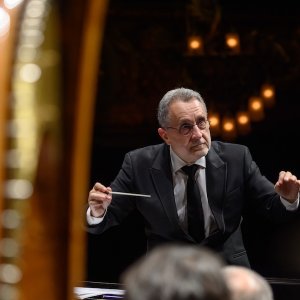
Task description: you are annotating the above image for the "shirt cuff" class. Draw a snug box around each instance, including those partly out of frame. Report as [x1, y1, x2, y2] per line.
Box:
[280, 196, 299, 211]
[86, 207, 106, 225]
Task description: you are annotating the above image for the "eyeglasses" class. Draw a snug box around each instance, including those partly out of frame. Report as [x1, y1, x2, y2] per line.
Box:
[166, 119, 210, 136]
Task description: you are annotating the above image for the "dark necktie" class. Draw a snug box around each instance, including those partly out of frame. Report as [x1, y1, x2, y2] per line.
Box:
[181, 164, 205, 242]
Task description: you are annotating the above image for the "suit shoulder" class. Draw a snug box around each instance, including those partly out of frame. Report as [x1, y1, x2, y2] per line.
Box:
[127, 143, 166, 158]
[211, 141, 250, 155]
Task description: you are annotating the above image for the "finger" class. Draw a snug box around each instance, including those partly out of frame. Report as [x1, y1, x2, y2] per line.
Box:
[93, 182, 106, 192]
[93, 182, 112, 196]
[89, 190, 111, 201]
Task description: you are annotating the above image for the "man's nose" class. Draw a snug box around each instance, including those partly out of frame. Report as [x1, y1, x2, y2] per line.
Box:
[191, 124, 203, 137]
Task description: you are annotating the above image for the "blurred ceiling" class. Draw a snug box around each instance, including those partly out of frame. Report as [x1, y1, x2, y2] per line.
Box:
[93, 0, 300, 143]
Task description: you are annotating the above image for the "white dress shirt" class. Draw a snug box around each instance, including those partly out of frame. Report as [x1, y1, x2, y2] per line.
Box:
[169, 147, 217, 237]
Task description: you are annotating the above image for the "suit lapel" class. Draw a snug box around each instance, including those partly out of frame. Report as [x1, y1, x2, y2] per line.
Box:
[149, 144, 189, 235]
[206, 145, 226, 233]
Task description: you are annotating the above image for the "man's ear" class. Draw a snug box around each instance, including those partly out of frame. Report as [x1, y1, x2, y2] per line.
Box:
[158, 127, 170, 145]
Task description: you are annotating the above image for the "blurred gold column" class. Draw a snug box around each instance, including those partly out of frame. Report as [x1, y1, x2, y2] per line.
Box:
[0, 1, 23, 240]
[68, 0, 109, 299]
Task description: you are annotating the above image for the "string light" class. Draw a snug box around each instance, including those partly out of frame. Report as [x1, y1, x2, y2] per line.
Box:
[236, 111, 251, 135]
[221, 116, 237, 140]
[187, 35, 203, 55]
[261, 84, 275, 108]
[225, 32, 240, 53]
[208, 112, 220, 136]
[248, 96, 264, 122]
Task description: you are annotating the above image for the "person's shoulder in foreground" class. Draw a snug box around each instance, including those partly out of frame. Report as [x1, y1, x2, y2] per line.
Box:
[121, 243, 231, 300]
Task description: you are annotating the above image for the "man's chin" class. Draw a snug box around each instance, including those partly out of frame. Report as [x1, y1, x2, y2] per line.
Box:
[191, 143, 207, 152]
[190, 145, 208, 158]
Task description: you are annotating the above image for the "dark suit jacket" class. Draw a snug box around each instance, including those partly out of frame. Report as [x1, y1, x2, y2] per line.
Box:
[88, 141, 298, 267]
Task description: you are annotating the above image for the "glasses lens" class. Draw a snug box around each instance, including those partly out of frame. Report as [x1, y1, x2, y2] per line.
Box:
[197, 120, 207, 130]
[179, 124, 193, 135]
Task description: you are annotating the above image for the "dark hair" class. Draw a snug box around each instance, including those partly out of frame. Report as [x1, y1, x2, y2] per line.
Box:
[157, 88, 207, 128]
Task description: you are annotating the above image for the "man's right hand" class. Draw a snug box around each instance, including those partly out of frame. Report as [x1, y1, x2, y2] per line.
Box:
[88, 182, 112, 218]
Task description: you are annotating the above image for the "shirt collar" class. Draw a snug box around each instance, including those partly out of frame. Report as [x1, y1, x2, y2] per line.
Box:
[170, 146, 206, 174]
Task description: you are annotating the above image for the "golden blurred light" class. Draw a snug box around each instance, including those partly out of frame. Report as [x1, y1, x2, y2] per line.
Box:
[221, 117, 237, 140]
[187, 35, 203, 54]
[249, 98, 262, 111]
[4, 179, 33, 199]
[0, 238, 19, 258]
[223, 120, 234, 132]
[209, 115, 220, 127]
[4, 0, 24, 10]
[25, 1, 46, 19]
[19, 63, 42, 83]
[225, 33, 240, 50]
[1, 210, 21, 229]
[262, 88, 274, 98]
[261, 84, 275, 108]
[6, 149, 22, 168]
[248, 96, 264, 121]
[237, 112, 249, 125]
[208, 113, 220, 136]
[0, 283, 19, 300]
[189, 38, 201, 49]
[7, 119, 36, 138]
[236, 111, 251, 135]
[0, 264, 22, 284]
[0, 8, 10, 38]
[17, 45, 38, 62]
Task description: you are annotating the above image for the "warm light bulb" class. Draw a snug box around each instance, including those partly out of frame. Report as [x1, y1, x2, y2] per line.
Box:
[221, 117, 237, 140]
[209, 116, 220, 127]
[248, 96, 264, 121]
[189, 39, 201, 49]
[261, 84, 275, 108]
[237, 114, 249, 125]
[250, 100, 262, 111]
[187, 36, 203, 54]
[236, 111, 251, 135]
[262, 88, 274, 98]
[223, 121, 234, 132]
[208, 113, 220, 136]
[225, 33, 240, 49]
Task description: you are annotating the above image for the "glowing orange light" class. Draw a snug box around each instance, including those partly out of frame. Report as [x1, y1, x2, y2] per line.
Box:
[225, 33, 240, 49]
[189, 39, 201, 49]
[248, 97, 264, 122]
[261, 84, 275, 108]
[209, 115, 220, 127]
[187, 36, 203, 54]
[250, 100, 262, 111]
[237, 114, 249, 125]
[223, 121, 234, 132]
[262, 88, 274, 98]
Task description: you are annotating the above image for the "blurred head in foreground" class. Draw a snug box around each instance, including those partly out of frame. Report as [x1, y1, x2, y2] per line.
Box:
[121, 244, 230, 300]
[222, 265, 274, 300]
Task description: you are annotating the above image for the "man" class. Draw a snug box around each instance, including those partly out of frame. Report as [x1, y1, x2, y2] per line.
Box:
[121, 244, 230, 300]
[87, 87, 300, 266]
[222, 265, 274, 300]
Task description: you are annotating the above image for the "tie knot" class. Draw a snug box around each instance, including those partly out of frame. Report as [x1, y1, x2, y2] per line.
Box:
[181, 164, 199, 177]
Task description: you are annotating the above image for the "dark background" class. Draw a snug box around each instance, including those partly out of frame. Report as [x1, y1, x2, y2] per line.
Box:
[86, 0, 300, 290]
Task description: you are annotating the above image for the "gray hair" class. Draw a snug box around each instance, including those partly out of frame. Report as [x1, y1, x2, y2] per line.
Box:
[157, 87, 207, 128]
[222, 266, 274, 300]
[122, 244, 230, 300]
